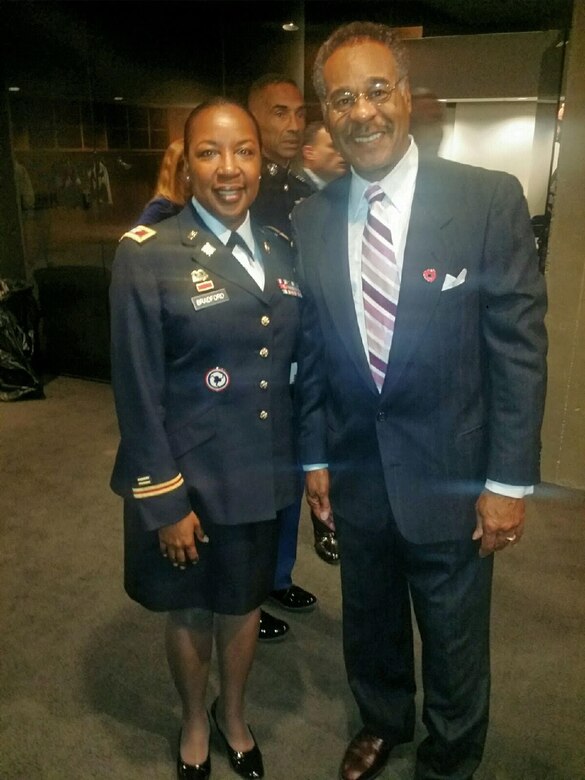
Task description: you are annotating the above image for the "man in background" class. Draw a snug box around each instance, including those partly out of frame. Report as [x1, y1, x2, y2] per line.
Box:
[248, 73, 314, 237]
[299, 120, 347, 193]
[248, 74, 317, 642]
[298, 120, 347, 565]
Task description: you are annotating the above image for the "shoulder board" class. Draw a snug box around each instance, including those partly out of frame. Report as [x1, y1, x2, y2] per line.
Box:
[119, 225, 157, 244]
[263, 225, 292, 245]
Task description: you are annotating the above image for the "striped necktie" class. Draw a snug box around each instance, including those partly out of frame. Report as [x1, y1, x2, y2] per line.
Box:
[361, 184, 399, 391]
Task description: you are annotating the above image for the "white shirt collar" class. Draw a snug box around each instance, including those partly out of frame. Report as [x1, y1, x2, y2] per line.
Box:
[191, 196, 256, 255]
[349, 137, 418, 219]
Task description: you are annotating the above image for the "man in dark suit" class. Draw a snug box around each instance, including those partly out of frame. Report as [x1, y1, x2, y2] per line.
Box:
[292, 22, 547, 780]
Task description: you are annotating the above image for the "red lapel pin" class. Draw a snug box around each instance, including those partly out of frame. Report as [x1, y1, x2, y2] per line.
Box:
[423, 268, 437, 283]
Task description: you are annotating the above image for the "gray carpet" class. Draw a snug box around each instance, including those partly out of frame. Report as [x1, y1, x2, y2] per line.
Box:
[1, 376, 583, 780]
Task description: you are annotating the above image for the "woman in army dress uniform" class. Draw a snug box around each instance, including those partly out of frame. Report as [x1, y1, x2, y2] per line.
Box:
[109, 98, 302, 780]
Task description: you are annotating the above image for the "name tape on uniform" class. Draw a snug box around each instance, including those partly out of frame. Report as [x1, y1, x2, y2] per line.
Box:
[192, 288, 230, 310]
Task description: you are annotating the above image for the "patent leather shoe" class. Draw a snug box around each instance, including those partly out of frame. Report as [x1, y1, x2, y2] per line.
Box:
[210, 698, 264, 778]
[176, 729, 211, 779]
[314, 530, 340, 564]
[268, 584, 317, 612]
[258, 609, 289, 642]
[339, 727, 393, 780]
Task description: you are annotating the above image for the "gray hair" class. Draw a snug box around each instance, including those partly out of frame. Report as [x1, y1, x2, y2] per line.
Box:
[313, 21, 410, 102]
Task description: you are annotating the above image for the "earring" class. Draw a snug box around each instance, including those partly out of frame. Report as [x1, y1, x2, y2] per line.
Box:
[186, 173, 191, 181]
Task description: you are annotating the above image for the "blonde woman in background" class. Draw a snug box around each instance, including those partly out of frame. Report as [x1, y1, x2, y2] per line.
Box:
[133, 137, 189, 226]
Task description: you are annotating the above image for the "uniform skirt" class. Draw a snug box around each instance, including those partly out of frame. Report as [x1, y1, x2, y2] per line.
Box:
[123, 500, 280, 614]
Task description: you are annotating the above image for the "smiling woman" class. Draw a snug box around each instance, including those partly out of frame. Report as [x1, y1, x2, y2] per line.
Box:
[184, 100, 262, 230]
[108, 97, 302, 780]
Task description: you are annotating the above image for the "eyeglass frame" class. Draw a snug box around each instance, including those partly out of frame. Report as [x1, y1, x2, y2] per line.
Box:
[324, 76, 407, 117]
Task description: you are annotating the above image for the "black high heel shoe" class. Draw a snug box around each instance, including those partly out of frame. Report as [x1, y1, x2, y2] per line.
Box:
[177, 727, 211, 779]
[210, 698, 264, 779]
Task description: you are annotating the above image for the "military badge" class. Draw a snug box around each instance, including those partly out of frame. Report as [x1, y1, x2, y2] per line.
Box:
[205, 367, 230, 392]
[277, 278, 302, 298]
[201, 242, 216, 257]
[191, 268, 209, 283]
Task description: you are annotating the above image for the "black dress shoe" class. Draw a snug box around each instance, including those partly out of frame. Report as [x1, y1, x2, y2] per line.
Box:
[258, 609, 289, 642]
[314, 530, 340, 564]
[339, 727, 393, 780]
[210, 698, 264, 779]
[268, 584, 317, 612]
[177, 729, 211, 779]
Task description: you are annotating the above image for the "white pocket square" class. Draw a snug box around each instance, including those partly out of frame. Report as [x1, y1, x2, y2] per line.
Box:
[441, 268, 467, 291]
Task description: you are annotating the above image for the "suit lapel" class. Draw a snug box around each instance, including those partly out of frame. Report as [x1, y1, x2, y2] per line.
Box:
[381, 161, 454, 397]
[317, 179, 375, 390]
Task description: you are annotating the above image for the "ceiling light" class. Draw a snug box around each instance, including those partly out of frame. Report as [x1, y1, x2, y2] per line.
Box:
[8, 86, 20, 92]
[282, 22, 299, 32]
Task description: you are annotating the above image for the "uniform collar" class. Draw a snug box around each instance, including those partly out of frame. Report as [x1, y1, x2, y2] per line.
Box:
[190, 196, 255, 255]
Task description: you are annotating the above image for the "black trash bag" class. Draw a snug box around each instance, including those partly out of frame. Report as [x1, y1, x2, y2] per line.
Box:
[0, 279, 44, 401]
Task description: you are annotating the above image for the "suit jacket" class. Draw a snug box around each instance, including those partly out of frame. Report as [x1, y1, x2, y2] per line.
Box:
[110, 204, 301, 532]
[292, 157, 548, 543]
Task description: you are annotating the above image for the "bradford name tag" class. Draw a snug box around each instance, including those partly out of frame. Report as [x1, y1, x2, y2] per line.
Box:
[192, 288, 230, 310]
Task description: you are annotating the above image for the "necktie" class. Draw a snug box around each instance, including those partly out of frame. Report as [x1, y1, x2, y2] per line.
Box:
[361, 184, 399, 391]
[227, 231, 254, 264]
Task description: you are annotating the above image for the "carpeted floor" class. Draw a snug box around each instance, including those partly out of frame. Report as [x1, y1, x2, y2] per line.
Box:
[1, 376, 583, 779]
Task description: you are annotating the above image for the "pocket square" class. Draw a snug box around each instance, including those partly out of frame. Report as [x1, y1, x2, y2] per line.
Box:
[441, 268, 467, 291]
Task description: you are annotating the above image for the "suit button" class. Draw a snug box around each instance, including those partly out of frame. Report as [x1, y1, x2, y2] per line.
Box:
[259, 347, 269, 358]
[261, 315, 270, 327]
[376, 410, 386, 422]
[259, 380, 268, 390]
[259, 410, 269, 420]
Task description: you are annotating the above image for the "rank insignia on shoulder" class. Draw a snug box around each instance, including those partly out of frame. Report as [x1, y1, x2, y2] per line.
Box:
[120, 225, 157, 244]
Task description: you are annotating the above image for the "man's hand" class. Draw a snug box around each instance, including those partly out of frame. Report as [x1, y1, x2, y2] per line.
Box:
[473, 490, 525, 557]
[158, 510, 209, 569]
[306, 468, 334, 531]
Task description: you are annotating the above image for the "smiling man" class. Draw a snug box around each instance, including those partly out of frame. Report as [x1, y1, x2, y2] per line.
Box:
[292, 21, 547, 780]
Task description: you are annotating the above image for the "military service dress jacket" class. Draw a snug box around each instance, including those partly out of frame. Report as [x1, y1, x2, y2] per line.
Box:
[109, 204, 302, 533]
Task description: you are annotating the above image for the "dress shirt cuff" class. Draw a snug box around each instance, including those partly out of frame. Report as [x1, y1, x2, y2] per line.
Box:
[485, 480, 534, 498]
[303, 463, 328, 472]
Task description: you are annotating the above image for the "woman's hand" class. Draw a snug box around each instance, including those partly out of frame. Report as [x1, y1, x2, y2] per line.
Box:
[158, 510, 209, 569]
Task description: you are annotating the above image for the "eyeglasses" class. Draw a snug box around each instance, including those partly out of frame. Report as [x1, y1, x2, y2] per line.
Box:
[325, 78, 405, 116]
